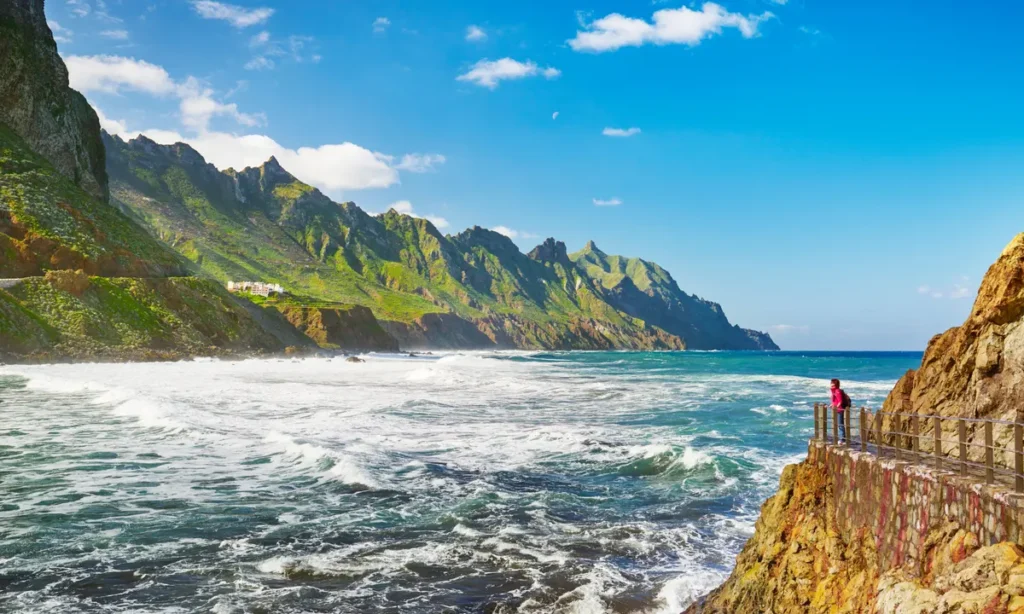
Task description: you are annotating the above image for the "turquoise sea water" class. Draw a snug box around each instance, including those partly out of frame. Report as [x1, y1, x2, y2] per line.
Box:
[0, 351, 920, 613]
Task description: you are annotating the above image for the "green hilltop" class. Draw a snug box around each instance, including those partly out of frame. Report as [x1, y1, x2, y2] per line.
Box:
[104, 132, 778, 351]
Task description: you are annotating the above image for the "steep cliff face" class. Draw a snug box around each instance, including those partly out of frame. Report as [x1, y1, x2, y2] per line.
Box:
[108, 134, 754, 350]
[570, 242, 779, 351]
[688, 444, 1024, 614]
[690, 233, 1024, 613]
[279, 305, 399, 352]
[883, 233, 1024, 424]
[0, 0, 107, 201]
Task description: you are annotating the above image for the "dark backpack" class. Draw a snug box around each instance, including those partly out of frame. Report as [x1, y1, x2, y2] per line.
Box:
[840, 390, 852, 410]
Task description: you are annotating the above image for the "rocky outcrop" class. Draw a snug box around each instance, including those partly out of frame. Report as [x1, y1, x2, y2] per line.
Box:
[689, 233, 1024, 613]
[0, 0, 108, 201]
[279, 305, 399, 351]
[688, 443, 1024, 614]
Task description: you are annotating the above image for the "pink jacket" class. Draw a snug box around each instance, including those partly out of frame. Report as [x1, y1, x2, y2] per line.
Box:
[831, 388, 844, 410]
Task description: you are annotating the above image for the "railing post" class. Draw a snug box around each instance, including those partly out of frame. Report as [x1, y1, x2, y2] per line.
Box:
[933, 415, 942, 471]
[911, 414, 920, 458]
[959, 419, 967, 477]
[845, 410, 851, 445]
[876, 410, 883, 455]
[814, 403, 820, 440]
[894, 413, 901, 462]
[985, 421, 994, 484]
[1015, 423, 1023, 494]
[832, 406, 838, 445]
[860, 408, 867, 453]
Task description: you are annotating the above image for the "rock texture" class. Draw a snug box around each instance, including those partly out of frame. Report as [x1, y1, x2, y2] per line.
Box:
[280, 305, 399, 351]
[104, 133, 774, 351]
[688, 443, 1024, 614]
[688, 233, 1024, 614]
[0, 0, 108, 201]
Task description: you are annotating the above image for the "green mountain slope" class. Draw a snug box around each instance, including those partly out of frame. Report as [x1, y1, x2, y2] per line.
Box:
[105, 132, 776, 351]
[571, 241, 778, 350]
[0, 0, 301, 362]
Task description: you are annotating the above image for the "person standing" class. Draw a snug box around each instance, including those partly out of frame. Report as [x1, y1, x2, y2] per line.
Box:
[830, 378, 850, 444]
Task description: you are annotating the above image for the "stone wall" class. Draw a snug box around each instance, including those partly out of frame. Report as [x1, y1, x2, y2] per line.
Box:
[688, 441, 1024, 613]
[818, 441, 1024, 574]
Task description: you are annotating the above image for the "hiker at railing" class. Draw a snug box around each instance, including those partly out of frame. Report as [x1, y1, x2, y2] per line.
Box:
[830, 378, 851, 444]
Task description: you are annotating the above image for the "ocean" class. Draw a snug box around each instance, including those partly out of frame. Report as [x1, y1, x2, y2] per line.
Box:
[0, 351, 920, 613]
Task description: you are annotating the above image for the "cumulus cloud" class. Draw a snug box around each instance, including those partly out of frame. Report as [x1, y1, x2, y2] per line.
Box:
[466, 25, 487, 41]
[393, 153, 446, 173]
[491, 226, 538, 240]
[373, 17, 390, 33]
[592, 198, 622, 207]
[569, 2, 773, 53]
[71, 54, 439, 196]
[66, 55, 177, 95]
[602, 127, 640, 137]
[552, 111, 559, 120]
[191, 1, 274, 28]
[100, 29, 129, 40]
[379, 201, 449, 229]
[456, 58, 561, 89]
[250, 30, 270, 47]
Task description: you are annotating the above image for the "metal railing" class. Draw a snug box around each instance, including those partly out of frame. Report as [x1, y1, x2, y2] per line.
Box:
[813, 403, 1024, 493]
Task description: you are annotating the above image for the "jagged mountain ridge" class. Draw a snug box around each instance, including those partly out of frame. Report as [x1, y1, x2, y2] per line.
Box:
[104, 131, 778, 350]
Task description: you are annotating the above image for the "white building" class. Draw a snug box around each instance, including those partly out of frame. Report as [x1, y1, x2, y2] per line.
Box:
[226, 281, 286, 297]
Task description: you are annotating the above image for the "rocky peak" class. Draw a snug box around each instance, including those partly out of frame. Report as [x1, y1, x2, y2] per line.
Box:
[527, 238, 570, 265]
[0, 0, 109, 200]
[881, 232, 1024, 423]
[582, 240, 604, 255]
[454, 226, 521, 255]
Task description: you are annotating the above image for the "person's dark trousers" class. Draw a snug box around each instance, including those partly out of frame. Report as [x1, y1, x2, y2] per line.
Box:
[837, 410, 847, 443]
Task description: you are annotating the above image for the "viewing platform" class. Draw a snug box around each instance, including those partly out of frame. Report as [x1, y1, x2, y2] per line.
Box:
[809, 403, 1024, 567]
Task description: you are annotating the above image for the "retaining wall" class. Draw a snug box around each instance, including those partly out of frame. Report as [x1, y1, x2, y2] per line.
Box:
[813, 440, 1024, 576]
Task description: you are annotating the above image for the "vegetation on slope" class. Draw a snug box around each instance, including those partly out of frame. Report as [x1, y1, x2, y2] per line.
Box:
[0, 124, 189, 277]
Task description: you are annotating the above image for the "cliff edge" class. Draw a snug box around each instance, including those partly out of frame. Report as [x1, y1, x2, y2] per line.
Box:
[687, 232, 1024, 614]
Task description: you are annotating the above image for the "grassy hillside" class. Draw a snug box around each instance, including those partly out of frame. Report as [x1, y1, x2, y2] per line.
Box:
[105, 132, 775, 350]
[0, 124, 188, 277]
[0, 273, 283, 361]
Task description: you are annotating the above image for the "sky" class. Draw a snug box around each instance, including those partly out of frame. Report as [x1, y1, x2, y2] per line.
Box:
[44, 0, 1024, 351]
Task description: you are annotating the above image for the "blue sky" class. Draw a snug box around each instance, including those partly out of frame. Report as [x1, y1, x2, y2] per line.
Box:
[46, 0, 1024, 350]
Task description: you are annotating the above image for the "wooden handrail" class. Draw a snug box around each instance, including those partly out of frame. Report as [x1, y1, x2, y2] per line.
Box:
[811, 402, 1024, 493]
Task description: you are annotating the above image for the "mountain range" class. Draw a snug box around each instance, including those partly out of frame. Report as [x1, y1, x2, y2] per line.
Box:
[103, 132, 777, 351]
[0, 0, 776, 359]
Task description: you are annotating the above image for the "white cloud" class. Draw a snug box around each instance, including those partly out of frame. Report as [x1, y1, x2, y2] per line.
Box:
[426, 216, 450, 229]
[770, 324, 809, 334]
[191, 1, 273, 28]
[492, 226, 518, 238]
[799, 25, 823, 36]
[66, 0, 90, 17]
[81, 53, 441, 197]
[950, 285, 971, 299]
[394, 153, 446, 173]
[552, 111, 559, 120]
[94, 106, 128, 135]
[466, 25, 487, 41]
[770, 0, 789, 4]
[602, 127, 641, 137]
[250, 30, 270, 47]
[245, 56, 274, 71]
[456, 57, 561, 89]
[373, 17, 391, 33]
[569, 2, 773, 53]
[918, 282, 972, 300]
[100, 29, 129, 40]
[48, 21, 73, 43]
[66, 55, 177, 95]
[592, 197, 622, 207]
